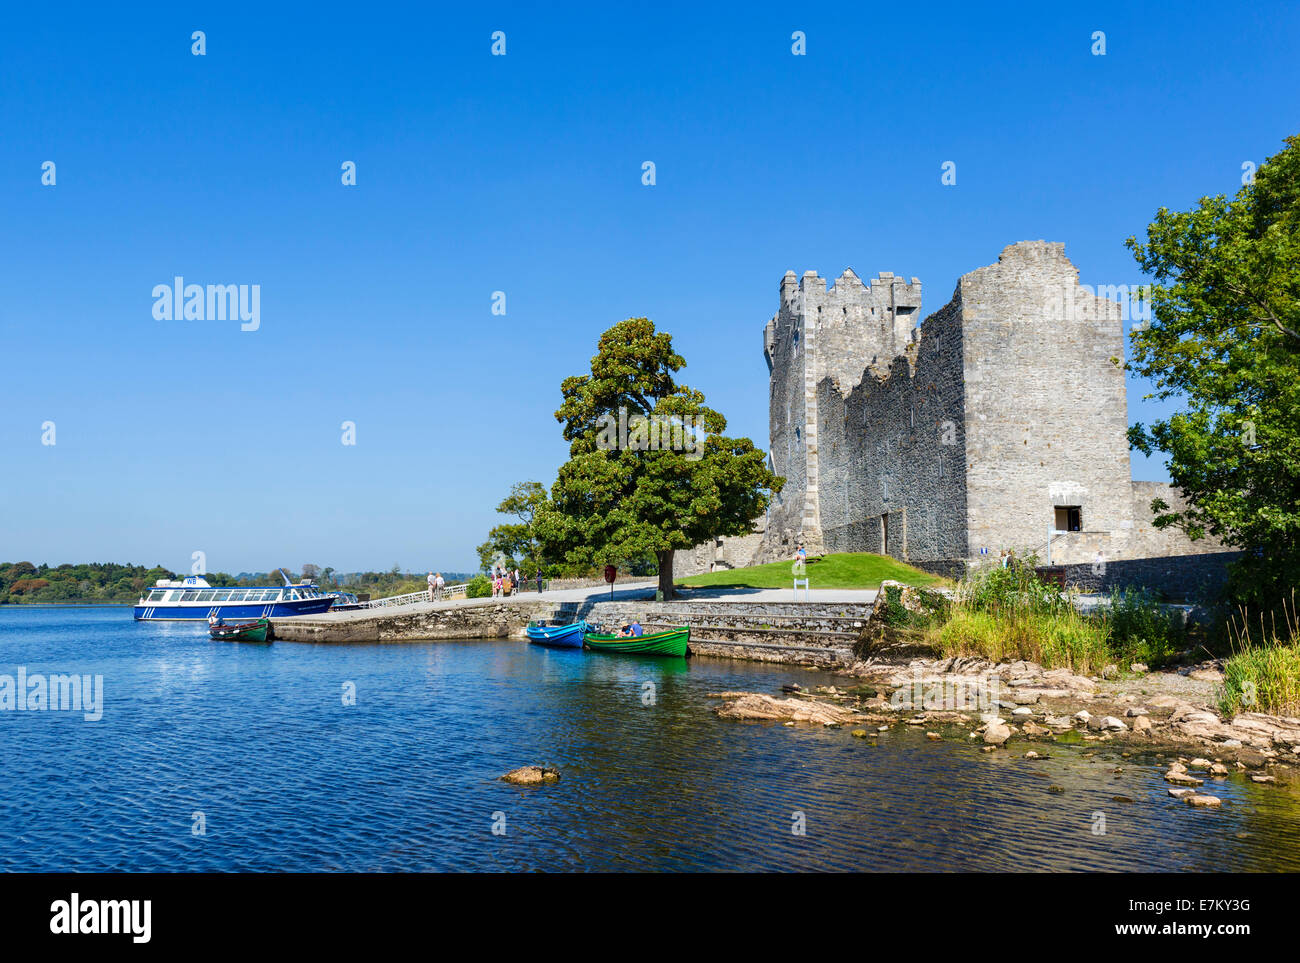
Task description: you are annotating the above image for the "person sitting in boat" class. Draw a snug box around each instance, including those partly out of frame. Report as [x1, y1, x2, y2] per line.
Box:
[208, 613, 223, 627]
[617, 624, 631, 637]
[629, 621, 644, 637]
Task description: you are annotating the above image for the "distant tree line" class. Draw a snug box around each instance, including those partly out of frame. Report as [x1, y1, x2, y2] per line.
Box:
[0, 561, 176, 604]
[0, 561, 475, 604]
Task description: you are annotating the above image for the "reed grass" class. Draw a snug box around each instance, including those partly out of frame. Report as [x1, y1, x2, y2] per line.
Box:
[1220, 592, 1300, 716]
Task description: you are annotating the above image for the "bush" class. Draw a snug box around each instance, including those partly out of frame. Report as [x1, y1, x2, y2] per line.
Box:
[465, 575, 492, 599]
[1103, 586, 1186, 668]
[959, 556, 1071, 619]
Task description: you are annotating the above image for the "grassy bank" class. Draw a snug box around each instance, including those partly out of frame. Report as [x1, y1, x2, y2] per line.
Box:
[1221, 596, 1300, 716]
[884, 563, 1190, 676]
[678, 553, 945, 591]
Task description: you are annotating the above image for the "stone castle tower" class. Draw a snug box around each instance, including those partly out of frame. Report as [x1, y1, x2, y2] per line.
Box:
[763, 268, 922, 557]
[758, 241, 1229, 584]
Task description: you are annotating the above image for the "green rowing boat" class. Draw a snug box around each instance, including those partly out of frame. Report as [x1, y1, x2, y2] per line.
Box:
[209, 617, 271, 643]
[583, 626, 690, 658]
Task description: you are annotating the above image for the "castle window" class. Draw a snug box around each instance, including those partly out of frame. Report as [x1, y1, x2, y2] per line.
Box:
[1054, 506, 1082, 532]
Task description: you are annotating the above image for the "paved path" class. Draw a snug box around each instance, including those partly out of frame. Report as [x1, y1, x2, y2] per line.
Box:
[672, 585, 879, 604]
[314, 580, 881, 623]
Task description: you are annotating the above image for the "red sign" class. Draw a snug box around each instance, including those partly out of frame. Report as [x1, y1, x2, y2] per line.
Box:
[603, 565, 617, 584]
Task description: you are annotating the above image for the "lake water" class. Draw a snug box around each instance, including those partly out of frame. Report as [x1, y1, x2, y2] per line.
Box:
[3, 606, 1299, 872]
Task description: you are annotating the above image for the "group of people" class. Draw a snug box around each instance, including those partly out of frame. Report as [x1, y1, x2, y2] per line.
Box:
[489, 564, 528, 598]
[426, 572, 446, 601]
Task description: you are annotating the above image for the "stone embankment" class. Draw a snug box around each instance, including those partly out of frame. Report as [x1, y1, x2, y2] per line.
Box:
[271, 598, 556, 642]
[555, 599, 874, 666]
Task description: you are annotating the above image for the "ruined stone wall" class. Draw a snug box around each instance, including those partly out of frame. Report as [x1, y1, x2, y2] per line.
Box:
[819, 297, 969, 571]
[675, 528, 767, 577]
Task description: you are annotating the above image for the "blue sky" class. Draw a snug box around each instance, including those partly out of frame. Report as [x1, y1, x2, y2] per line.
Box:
[2, 2, 1296, 574]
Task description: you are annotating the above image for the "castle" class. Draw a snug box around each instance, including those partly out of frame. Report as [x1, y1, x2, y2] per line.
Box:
[685, 241, 1237, 598]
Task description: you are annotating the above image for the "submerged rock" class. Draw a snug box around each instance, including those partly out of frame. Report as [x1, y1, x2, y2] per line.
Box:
[502, 766, 560, 786]
[714, 693, 861, 726]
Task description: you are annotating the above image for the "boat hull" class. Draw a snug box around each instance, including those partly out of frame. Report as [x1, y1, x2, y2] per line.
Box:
[133, 597, 335, 621]
[209, 618, 271, 643]
[583, 627, 690, 658]
[526, 621, 586, 648]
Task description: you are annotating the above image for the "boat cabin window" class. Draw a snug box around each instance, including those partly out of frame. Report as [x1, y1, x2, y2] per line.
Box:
[181, 591, 199, 602]
[147, 590, 165, 602]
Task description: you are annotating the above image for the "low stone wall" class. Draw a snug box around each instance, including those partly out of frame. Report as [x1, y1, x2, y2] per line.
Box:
[554, 599, 872, 666]
[271, 598, 556, 643]
[270, 595, 877, 666]
[1054, 552, 1243, 603]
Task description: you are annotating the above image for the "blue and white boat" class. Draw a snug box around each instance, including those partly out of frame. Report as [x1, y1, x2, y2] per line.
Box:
[133, 573, 337, 621]
[525, 620, 587, 648]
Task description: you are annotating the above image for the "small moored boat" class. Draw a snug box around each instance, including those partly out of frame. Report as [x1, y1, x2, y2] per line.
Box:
[526, 620, 587, 648]
[583, 626, 690, 658]
[209, 618, 271, 643]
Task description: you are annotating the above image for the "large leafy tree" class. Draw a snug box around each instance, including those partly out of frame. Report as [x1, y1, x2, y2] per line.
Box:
[534, 317, 782, 599]
[476, 481, 549, 574]
[1126, 134, 1300, 604]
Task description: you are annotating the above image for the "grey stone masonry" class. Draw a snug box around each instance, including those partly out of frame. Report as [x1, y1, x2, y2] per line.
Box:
[756, 241, 1237, 592]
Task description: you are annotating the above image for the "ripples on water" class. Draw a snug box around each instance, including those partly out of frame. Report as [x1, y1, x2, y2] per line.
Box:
[2, 606, 1299, 871]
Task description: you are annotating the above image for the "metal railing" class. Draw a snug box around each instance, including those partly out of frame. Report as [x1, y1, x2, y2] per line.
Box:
[339, 577, 555, 611]
[360, 582, 470, 609]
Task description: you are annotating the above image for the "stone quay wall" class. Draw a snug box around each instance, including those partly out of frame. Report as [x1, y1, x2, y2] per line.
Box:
[271, 598, 556, 643]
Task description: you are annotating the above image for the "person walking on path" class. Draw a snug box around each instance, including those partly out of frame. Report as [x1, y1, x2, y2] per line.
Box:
[536, 570, 544, 594]
[433, 572, 445, 600]
[427, 572, 436, 602]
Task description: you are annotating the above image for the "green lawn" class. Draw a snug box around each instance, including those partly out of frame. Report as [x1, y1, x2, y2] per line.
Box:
[677, 552, 946, 590]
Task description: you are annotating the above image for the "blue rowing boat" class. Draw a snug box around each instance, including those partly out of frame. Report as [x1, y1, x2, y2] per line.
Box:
[526, 620, 587, 648]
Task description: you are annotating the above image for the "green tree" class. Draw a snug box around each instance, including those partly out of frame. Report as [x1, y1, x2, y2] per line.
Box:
[534, 317, 782, 600]
[476, 481, 549, 574]
[1126, 134, 1300, 604]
